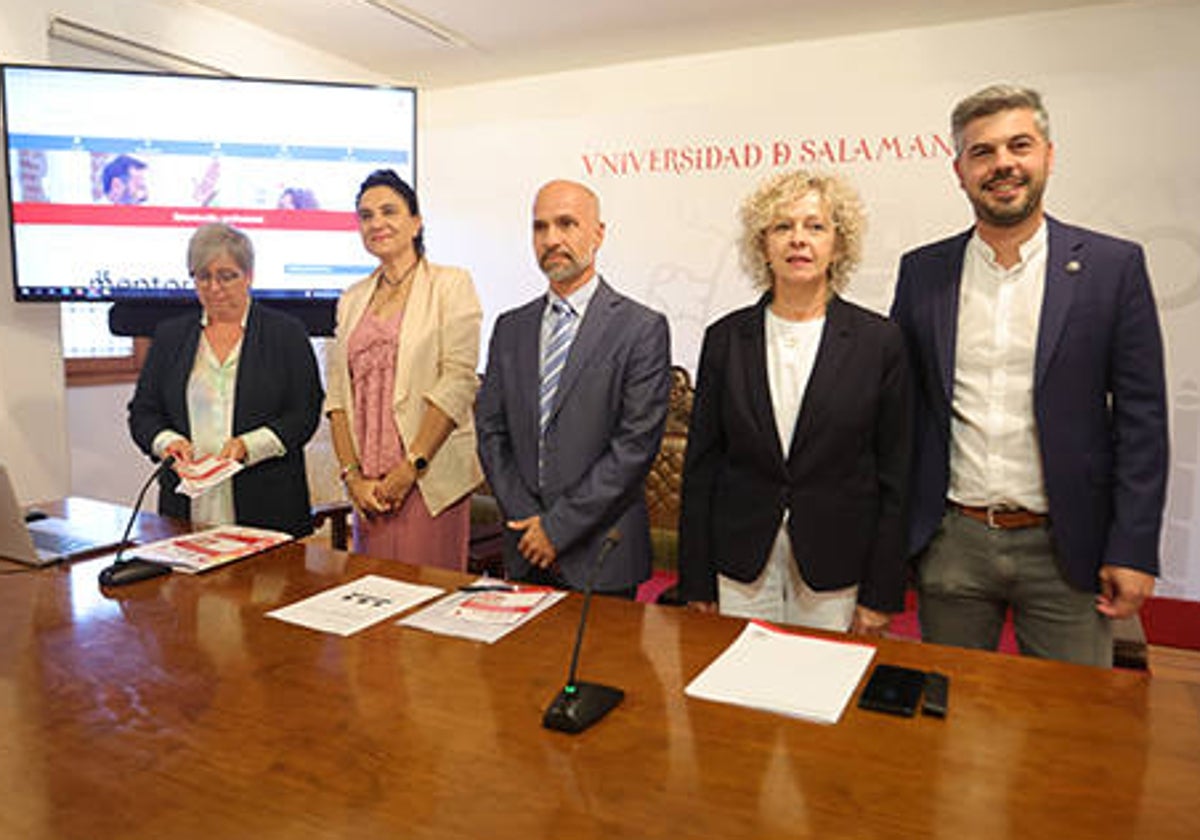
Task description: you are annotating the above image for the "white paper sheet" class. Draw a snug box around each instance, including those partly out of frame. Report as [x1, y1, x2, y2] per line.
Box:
[266, 574, 444, 637]
[685, 621, 876, 724]
[398, 582, 567, 644]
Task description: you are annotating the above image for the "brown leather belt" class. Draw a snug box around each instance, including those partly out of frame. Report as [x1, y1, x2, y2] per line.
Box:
[950, 502, 1048, 530]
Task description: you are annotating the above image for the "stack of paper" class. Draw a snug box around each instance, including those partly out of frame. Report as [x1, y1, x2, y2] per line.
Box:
[685, 621, 876, 724]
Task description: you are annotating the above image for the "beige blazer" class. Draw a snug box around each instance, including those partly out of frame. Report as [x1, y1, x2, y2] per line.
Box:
[324, 260, 484, 515]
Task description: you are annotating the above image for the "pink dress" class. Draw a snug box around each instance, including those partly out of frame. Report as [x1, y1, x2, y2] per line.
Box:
[347, 304, 470, 570]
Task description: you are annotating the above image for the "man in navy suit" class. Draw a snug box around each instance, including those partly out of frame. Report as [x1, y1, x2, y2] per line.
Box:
[477, 180, 671, 597]
[890, 84, 1168, 666]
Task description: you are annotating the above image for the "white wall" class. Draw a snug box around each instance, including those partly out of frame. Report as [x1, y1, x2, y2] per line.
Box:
[417, 1, 1200, 598]
[0, 2, 69, 501]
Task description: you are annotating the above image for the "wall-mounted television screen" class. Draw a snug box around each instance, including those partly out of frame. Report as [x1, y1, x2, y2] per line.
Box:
[1, 64, 416, 303]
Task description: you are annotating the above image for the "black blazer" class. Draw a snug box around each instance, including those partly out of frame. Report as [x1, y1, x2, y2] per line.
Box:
[678, 294, 912, 612]
[128, 303, 324, 537]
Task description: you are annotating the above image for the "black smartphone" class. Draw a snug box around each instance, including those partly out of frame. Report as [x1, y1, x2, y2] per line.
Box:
[922, 671, 950, 718]
[857, 664, 926, 717]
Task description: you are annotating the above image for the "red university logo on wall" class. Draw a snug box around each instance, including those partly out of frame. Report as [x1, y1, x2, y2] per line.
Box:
[581, 133, 953, 177]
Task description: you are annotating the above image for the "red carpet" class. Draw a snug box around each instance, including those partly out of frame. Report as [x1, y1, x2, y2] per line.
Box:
[639, 573, 1200, 651]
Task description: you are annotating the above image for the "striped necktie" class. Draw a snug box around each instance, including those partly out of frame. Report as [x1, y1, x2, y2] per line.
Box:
[539, 299, 578, 438]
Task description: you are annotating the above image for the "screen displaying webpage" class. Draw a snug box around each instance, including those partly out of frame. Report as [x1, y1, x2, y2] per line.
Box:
[2, 65, 416, 301]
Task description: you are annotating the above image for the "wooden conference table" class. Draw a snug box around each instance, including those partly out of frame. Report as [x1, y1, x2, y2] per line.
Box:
[2, 499, 1199, 839]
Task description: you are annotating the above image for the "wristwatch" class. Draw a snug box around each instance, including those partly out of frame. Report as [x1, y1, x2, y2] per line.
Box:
[407, 452, 429, 475]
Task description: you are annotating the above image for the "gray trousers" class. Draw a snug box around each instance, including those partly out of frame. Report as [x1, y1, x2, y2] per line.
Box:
[916, 507, 1112, 668]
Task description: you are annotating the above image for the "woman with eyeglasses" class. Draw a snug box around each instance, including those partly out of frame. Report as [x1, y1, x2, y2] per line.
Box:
[128, 222, 324, 536]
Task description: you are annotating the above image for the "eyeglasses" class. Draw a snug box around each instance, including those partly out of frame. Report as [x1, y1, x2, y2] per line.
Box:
[193, 269, 244, 286]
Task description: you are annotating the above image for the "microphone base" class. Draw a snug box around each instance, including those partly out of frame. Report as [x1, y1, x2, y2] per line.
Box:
[99, 559, 172, 588]
[542, 682, 624, 734]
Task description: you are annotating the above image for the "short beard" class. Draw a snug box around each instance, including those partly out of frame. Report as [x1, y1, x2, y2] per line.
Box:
[974, 178, 1045, 228]
[540, 250, 592, 284]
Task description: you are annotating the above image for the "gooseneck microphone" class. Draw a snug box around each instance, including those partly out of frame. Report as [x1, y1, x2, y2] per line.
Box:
[542, 529, 624, 734]
[98, 455, 176, 588]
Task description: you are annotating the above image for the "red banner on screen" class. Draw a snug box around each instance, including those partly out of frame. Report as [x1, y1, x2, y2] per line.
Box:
[11, 203, 358, 232]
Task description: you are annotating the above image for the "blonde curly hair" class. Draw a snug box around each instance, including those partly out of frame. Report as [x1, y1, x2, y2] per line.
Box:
[737, 169, 865, 295]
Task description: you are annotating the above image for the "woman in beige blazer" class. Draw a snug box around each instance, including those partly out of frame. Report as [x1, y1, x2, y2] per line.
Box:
[325, 170, 483, 569]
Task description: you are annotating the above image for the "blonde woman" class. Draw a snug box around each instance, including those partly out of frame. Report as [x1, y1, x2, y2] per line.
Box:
[678, 169, 912, 635]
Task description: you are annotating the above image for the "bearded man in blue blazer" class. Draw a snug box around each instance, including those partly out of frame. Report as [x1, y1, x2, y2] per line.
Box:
[890, 84, 1168, 667]
[477, 180, 671, 598]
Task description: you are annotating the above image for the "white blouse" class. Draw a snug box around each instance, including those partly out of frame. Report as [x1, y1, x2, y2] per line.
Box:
[186, 334, 242, 525]
[764, 308, 826, 456]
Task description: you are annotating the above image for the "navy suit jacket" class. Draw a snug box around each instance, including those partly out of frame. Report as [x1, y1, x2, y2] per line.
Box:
[128, 303, 324, 537]
[890, 216, 1168, 591]
[476, 278, 671, 591]
[677, 295, 912, 612]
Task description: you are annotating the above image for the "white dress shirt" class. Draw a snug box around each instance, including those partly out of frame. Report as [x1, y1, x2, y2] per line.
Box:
[948, 222, 1049, 512]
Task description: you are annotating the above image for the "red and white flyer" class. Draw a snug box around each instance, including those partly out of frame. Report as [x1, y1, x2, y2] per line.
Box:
[130, 524, 291, 573]
[173, 454, 244, 499]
